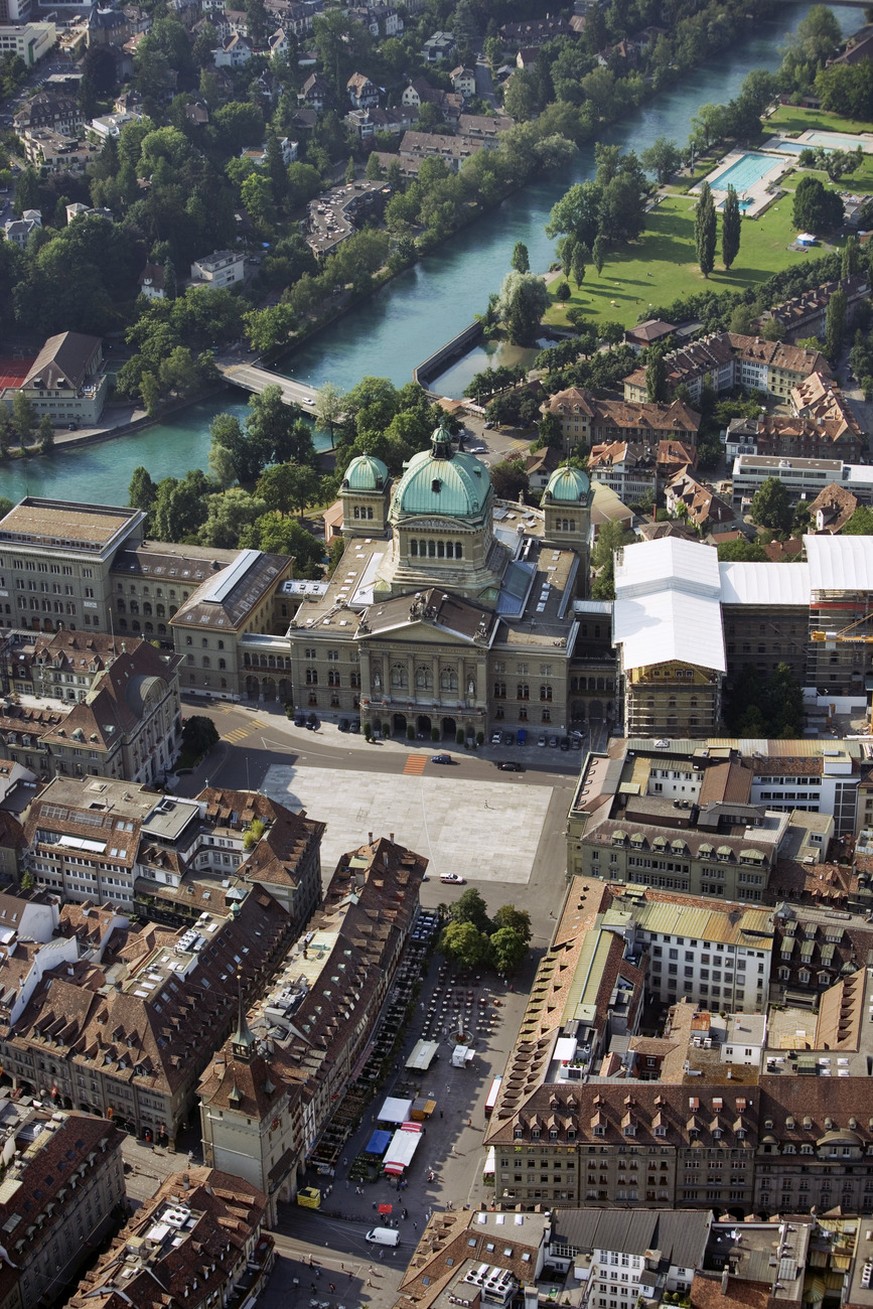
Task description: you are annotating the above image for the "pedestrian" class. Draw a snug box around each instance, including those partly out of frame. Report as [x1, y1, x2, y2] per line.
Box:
[439, 1110, 443, 1119]
[366, 1280, 372, 1288]
[403, 1208, 408, 1220]
[329, 1283, 336, 1292]
[413, 1221, 418, 1230]
[372, 1201, 377, 1210]
[311, 1283, 317, 1292]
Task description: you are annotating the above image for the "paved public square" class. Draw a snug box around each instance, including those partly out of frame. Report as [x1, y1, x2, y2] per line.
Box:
[261, 764, 554, 884]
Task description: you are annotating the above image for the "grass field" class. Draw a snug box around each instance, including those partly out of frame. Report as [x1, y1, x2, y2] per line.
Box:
[764, 104, 873, 140]
[544, 113, 873, 330]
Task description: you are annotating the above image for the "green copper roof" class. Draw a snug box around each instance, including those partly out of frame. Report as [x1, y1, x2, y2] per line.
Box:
[394, 424, 490, 518]
[546, 464, 591, 502]
[344, 453, 388, 491]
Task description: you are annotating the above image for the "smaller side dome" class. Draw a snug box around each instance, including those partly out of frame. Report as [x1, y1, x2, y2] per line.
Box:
[544, 464, 591, 502]
[343, 453, 389, 492]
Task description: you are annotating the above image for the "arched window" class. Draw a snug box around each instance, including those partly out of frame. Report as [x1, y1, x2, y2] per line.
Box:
[540, 684, 552, 701]
[440, 667, 457, 692]
[391, 663, 408, 690]
[455, 542, 463, 559]
[517, 683, 529, 700]
[437, 540, 445, 558]
[410, 540, 418, 556]
[305, 668, 318, 685]
[415, 666, 432, 690]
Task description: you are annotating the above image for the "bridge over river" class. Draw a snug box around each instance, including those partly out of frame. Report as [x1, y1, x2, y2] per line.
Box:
[216, 361, 319, 413]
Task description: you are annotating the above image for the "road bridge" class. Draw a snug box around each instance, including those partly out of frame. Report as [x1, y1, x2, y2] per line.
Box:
[217, 361, 319, 412]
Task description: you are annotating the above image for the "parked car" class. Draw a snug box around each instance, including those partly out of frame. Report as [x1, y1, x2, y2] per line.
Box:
[350, 718, 361, 733]
[491, 731, 502, 745]
[559, 737, 570, 751]
[498, 761, 524, 771]
[502, 730, 515, 746]
[440, 872, 466, 884]
[537, 734, 547, 747]
[338, 718, 350, 732]
[431, 753, 454, 765]
[548, 735, 558, 748]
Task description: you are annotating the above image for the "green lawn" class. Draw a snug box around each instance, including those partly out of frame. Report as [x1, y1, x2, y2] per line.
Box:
[764, 104, 873, 139]
[544, 181, 841, 329]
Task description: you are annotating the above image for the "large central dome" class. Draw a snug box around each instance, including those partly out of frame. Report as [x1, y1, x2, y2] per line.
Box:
[393, 421, 490, 519]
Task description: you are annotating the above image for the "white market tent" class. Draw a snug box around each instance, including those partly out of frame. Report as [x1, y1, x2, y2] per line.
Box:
[383, 1123, 423, 1175]
[378, 1096, 413, 1124]
[405, 1039, 440, 1072]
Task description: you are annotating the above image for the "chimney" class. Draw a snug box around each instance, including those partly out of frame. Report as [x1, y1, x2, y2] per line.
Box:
[721, 1267, 729, 1295]
[389, 832, 395, 842]
[368, 832, 373, 843]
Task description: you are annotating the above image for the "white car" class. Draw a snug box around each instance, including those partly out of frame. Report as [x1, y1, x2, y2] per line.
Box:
[439, 872, 466, 884]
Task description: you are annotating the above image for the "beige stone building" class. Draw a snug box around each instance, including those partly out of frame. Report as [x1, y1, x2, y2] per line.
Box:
[281, 424, 607, 738]
[0, 500, 293, 701]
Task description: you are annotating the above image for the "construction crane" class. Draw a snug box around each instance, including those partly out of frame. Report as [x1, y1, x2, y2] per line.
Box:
[810, 611, 873, 648]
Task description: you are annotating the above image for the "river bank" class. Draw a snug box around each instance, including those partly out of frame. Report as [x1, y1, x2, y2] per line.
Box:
[0, 2, 858, 506]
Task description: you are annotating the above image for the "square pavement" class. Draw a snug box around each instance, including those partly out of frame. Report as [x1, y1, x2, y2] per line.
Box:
[260, 765, 553, 885]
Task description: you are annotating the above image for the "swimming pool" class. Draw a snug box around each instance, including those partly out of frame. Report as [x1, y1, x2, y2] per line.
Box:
[710, 152, 780, 192]
[803, 129, 872, 151]
[772, 139, 806, 154]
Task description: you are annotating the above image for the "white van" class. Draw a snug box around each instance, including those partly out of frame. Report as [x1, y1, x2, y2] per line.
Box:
[366, 1227, 400, 1247]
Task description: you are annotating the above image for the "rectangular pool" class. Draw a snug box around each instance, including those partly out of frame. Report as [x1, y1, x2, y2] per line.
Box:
[803, 129, 872, 152]
[710, 152, 780, 192]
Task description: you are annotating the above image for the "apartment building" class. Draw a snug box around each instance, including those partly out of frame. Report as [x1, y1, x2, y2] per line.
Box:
[0, 634, 182, 784]
[0, 1111, 125, 1309]
[26, 776, 323, 923]
[623, 333, 830, 405]
[0, 878, 293, 1143]
[566, 736, 841, 898]
[755, 274, 870, 343]
[542, 389, 700, 453]
[485, 879, 873, 1217]
[725, 411, 864, 464]
[199, 834, 427, 1218]
[67, 1167, 273, 1309]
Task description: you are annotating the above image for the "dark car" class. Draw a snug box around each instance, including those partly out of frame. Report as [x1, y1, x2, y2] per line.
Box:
[559, 737, 570, 751]
[431, 753, 454, 765]
[294, 713, 306, 727]
[498, 761, 524, 772]
[502, 730, 515, 746]
[338, 718, 350, 732]
[306, 713, 319, 730]
[350, 718, 361, 734]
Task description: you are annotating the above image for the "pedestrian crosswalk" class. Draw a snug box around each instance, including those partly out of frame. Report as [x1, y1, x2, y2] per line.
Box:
[403, 754, 428, 776]
[220, 718, 264, 744]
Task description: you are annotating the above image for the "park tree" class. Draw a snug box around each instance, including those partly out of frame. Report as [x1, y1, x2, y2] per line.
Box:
[492, 904, 532, 943]
[825, 285, 847, 361]
[546, 180, 602, 252]
[449, 888, 492, 934]
[721, 185, 741, 271]
[816, 60, 873, 121]
[490, 927, 528, 976]
[591, 519, 634, 600]
[38, 415, 54, 455]
[842, 234, 861, 280]
[256, 463, 320, 514]
[11, 390, 36, 446]
[240, 511, 324, 574]
[716, 537, 768, 562]
[151, 470, 210, 542]
[571, 243, 587, 288]
[497, 271, 549, 345]
[490, 458, 529, 500]
[181, 715, 219, 761]
[695, 180, 717, 278]
[844, 506, 873, 534]
[792, 175, 844, 233]
[439, 920, 491, 969]
[199, 488, 267, 549]
[314, 382, 344, 445]
[511, 241, 530, 274]
[781, 5, 841, 90]
[646, 350, 666, 402]
[750, 476, 793, 535]
[641, 136, 682, 184]
[592, 235, 607, 275]
[129, 466, 157, 515]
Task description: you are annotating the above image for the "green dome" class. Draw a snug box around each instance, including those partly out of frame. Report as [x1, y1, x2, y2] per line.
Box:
[545, 465, 591, 502]
[344, 453, 388, 491]
[394, 423, 490, 519]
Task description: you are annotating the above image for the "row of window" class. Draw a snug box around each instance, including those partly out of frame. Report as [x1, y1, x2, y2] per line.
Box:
[493, 683, 552, 700]
[409, 540, 464, 559]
